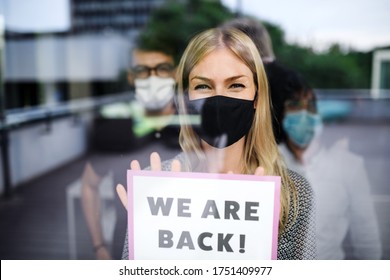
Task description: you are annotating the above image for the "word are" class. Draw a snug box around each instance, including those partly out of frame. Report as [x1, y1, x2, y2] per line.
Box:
[147, 197, 260, 221]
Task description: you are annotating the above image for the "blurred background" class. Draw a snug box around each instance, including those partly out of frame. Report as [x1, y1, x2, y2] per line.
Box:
[0, 0, 389, 259]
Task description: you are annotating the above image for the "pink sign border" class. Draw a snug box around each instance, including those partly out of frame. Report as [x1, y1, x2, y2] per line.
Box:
[127, 170, 281, 260]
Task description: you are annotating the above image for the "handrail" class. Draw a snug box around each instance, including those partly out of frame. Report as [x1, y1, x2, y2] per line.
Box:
[0, 91, 134, 130]
[315, 89, 390, 100]
[1, 89, 390, 130]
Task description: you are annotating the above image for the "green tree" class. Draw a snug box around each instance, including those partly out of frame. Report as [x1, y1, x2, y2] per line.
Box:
[264, 21, 372, 89]
[282, 44, 371, 89]
[262, 21, 286, 56]
[140, 1, 373, 89]
[137, 0, 234, 64]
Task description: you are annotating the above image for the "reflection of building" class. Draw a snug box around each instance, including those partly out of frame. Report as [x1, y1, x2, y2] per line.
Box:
[4, 0, 167, 109]
[0, 1, 169, 195]
[71, 0, 165, 34]
[371, 48, 390, 98]
[5, 34, 132, 108]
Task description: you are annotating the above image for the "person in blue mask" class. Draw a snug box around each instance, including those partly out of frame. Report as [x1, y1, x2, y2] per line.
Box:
[221, 17, 321, 148]
[223, 16, 382, 260]
[271, 71, 323, 160]
[272, 69, 382, 260]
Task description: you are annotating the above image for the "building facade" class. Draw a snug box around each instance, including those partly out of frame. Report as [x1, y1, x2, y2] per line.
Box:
[71, 0, 165, 34]
[4, 0, 168, 109]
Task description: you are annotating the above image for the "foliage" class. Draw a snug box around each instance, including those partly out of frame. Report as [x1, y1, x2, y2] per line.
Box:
[137, 0, 234, 64]
[277, 43, 372, 89]
[263, 21, 372, 89]
[262, 22, 286, 56]
[140, 1, 374, 89]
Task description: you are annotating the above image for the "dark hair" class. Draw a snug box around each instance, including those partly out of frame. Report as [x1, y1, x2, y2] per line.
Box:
[133, 32, 176, 60]
[221, 17, 315, 145]
[265, 61, 316, 144]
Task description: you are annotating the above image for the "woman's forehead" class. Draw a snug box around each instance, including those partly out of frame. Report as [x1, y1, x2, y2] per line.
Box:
[189, 48, 252, 78]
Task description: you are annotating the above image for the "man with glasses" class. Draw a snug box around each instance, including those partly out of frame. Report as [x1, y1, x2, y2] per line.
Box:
[127, 49, 180, 146]
[81, 46, 181, 260]
[131, 50, 176, 113]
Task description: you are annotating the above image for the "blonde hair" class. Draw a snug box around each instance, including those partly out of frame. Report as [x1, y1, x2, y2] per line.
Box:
[176, 27, 296, 232]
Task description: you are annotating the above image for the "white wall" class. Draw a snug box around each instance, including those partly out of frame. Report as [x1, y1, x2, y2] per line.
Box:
[0, 113, 93, 194]
[371, 49, 390, 98]
[5, 34, 133, 82]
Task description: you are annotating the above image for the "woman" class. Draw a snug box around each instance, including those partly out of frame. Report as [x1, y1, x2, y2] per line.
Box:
[118, 27, 316, 259]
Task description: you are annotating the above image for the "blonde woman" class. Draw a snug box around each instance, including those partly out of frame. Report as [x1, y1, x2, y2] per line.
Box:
[118, 27, 316, 259]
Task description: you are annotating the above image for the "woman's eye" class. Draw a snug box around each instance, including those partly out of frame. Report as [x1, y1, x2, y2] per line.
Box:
[194, 84, 210, 90]
[230, 83, 245, 89]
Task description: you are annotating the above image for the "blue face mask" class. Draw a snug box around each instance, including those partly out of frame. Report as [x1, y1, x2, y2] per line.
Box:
[282, 110, 322, 148]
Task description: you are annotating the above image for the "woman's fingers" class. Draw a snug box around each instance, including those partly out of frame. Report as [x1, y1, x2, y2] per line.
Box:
[171, 159, 181, 172]
[130, 160, 141, 171]
[226, 168, 263, 176]
[150, 152, 162, 171]
[116, 184, 128, 210]
[132, 152, 181, 172]
[254, 166, 265, 176]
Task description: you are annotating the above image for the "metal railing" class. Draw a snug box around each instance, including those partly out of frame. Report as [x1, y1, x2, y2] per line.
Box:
[1, 92, 134, 130]
[0, 92, 133, 198]
[2, 89, 389, 130]
[0, 89, 389, 198]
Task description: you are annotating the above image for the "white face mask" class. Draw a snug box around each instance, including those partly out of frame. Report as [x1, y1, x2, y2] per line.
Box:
[134, 76, 175, 111]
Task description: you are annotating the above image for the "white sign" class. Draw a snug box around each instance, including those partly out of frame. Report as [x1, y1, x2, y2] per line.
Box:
[127, 170, 281, 260]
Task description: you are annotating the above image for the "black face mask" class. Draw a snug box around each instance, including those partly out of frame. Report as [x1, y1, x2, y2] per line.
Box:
[188, 95, 255, 148]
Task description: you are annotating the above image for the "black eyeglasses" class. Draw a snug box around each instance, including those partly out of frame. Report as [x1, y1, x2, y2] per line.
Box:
[131, 63, 174, 79]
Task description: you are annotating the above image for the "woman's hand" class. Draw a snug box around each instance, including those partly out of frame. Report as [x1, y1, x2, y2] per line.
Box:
[227, 166, 265, 176]
[116, 152, 263, 210]
[116, 152, 182, 210]
[254, 167, 265, 176]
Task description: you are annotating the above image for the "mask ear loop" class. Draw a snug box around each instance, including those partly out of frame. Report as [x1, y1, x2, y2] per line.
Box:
[244, 91, 258, 147]
[174, 87, 190, 116]
[172, 85, 180, 112]
[253, 91, 258, 109]
[176, 88, 204, 150]
[182, 92, 208, 155]
[179, 89, 207, 171]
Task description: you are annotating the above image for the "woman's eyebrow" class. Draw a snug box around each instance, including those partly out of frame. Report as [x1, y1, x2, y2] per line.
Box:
[190, 75, 247, 82]
[225, 75, 247, 82]
[190, 76, 211, 82]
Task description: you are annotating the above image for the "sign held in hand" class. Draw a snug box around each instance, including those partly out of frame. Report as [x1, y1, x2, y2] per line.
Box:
[127, 170, 281, 260]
